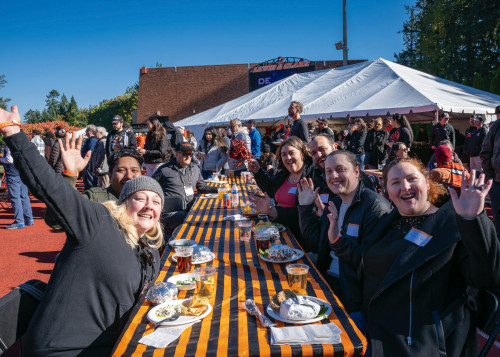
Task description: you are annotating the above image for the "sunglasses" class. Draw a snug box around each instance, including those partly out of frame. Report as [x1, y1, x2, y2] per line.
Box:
[182, 151, 193, 157]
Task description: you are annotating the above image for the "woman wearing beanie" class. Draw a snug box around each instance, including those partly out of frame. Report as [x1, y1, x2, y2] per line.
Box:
[0, 105, 164, 356]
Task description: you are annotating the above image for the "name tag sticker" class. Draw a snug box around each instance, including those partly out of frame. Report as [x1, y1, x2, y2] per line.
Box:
[405, 228, 432, 247]
[184, 186, 194, 196]
[320, 194, 329, 204]
[288, 187, 297, 194]
[346, 223, 359, 237]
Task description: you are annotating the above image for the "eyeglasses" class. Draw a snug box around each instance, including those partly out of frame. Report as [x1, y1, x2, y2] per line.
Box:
[399, 147, 408, 152]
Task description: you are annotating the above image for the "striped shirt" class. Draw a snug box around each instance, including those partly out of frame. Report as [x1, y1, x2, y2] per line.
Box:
[31, 135, 45, 157]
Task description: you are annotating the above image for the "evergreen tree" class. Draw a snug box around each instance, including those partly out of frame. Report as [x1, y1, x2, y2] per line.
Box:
[45, 90, 61, 121]
[59, 94, 69, 117]
[0, 74, 11, 110]
[24, 109, 42, 124]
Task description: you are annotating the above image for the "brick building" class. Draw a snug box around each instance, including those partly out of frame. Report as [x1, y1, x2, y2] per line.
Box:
[136, 59, 366, 124]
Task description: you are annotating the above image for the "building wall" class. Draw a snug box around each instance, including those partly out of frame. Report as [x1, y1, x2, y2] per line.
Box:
[137, 60, 366, 124]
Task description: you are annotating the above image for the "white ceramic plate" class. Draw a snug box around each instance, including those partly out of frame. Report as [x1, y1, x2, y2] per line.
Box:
[266, 296, 332, 324]
[167, 273, 196, 291]
[201, 193, 218, 199]
[169, 239, 198, 248]
[171, 252, 216, 265]
[259, 248, 304, 264]
[147, 298, 212, 326]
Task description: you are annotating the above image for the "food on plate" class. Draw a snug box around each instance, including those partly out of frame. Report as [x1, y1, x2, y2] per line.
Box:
[145, 281, 178, 305]
[279, 296, 321, 320]
[156, 304, 181, 318]
[270, 290, 297, 311]
[266, 245, 295, 261]
[253, 221, 284, 232]
[176, 277, 195, 286]
[181, 295, 210, 316]
[192, 246, 213, 261]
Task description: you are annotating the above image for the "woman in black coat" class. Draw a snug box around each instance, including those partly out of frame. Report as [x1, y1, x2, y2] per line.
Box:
[248, 136, 314, 245]
[329, 157, 500, 356]
[0, 105, 164, 356]
[346, 118, 368, 171]
[137, 116, 171, 176]
[364, 117, 388, 169]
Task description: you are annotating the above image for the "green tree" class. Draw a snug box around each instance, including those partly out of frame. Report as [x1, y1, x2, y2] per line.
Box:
[45, 89, 61, 121]
[0, 74, 11, 110]
[59, 94, 69, 117]
[396, 0, 500, 89]
[24, 109, 42, 124]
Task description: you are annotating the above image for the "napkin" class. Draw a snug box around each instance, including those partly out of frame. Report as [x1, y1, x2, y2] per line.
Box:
[280, 296, 321, 320]
[139, 322, 197, 348]
[270, 323, 342, 345]
[222, 214, 248, 221]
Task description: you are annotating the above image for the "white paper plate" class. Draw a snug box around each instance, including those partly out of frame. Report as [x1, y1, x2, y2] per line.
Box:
[266, 296, 332, 324]
[259, 248, 304, 263]
[200, 193, 218, 199]
[167, 273, 196, 291]
[171, 252, 216, 265]
[147, 298, 212, 326]
[169, 239, 198, 248]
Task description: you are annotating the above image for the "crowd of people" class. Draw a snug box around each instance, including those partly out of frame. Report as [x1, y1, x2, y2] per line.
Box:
[1, 100, 500, 356]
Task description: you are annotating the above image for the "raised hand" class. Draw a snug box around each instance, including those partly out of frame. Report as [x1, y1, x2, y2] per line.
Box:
[248, 159, 260, 173]
[0, 105, 22, 136]
[314, 194, 325, 217]
[327, 201, 340, 244]
[449, 170, 492, 219]
[297, 177, 319, 205]
[60, 132, 91, 173]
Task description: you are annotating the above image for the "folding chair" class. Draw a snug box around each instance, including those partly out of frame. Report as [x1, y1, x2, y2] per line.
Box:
[476, 290, 500, 357]
[0, 171, 11, 210]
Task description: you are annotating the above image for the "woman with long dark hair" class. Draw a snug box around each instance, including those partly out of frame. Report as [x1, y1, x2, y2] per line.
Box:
[385, 142, 409, 165]
[137, 116, 171, 176]
[197, 127, 228, 179]
[386, 113, 413, 150]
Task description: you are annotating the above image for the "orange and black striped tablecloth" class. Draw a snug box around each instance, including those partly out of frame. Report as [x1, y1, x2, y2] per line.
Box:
[113, 178, 367, 356]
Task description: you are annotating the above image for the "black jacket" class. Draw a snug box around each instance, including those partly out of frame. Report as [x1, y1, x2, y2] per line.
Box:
[388, 127, 413, 149]
[6, 132, 159, 356]
[430, 122, 455, 148]
[253, 161, 315, 245]
[143, 135, 171, 164]
[364, 129, 388, 166]
[289, 119, 310, 143]
[298, 181, 391, 312]
[332, 201, 500, 356]
[163, 121, 185, 148]
[106, 128, 137, 157]
[465, 126, 487, 157]
[347, 130, 367, 155]
[153, 159, 217, 212]
[481, 119, 500, 182]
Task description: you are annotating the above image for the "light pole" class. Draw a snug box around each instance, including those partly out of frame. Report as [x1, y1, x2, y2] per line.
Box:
[343, 0, 348, 66]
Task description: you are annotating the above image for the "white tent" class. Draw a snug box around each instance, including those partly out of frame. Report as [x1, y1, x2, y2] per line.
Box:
[175, 58, 500, 139]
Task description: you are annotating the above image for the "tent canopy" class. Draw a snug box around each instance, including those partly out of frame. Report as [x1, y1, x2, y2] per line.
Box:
[175, 58, 500, 138]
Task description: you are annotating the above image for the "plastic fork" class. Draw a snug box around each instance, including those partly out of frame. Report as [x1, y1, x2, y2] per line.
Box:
[153, 309, 181, 327]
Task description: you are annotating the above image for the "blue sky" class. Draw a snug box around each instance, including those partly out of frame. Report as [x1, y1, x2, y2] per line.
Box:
[3, 0, 414, 119]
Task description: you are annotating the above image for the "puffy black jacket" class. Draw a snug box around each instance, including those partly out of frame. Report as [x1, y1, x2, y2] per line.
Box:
[481, 119, 500, 182]
[364, 129, 388, 166]
[332, 201, 500, 356]
[143, 136, 171, 164]
[153, 159, 217, 211]
[347, 130, 367, 155]
[298, 181, 391, 312]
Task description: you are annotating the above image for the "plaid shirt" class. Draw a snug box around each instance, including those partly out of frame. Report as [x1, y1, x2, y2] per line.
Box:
[31, 135, 45, 157]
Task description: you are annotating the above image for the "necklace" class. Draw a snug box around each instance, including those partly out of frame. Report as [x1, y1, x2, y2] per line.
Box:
[288, 174, 301, 183]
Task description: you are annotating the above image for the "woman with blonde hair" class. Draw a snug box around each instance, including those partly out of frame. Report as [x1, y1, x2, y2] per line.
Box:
[0, 105, 164, 356]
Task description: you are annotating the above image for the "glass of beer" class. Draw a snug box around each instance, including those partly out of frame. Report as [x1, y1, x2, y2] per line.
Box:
[229, 170, 235, 179]
[176, 246, 194, 273]
[237, 220, 252, 241]
[217, 187, 226, 200]
[255, 231, 271, 254]
[286, 264, 309, 294]
[193, 267, 216, 299]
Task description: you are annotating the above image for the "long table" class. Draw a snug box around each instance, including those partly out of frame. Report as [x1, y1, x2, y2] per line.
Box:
[113, 177, 366, 356]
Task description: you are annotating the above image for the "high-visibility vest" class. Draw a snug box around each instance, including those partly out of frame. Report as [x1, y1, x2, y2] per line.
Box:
[437, 162, 466, 187]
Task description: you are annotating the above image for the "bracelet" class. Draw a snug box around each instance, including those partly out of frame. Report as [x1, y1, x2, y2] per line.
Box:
[62, 169, 79, 177]
[331, 231, 342, 245]
[0, 120, 22, 129]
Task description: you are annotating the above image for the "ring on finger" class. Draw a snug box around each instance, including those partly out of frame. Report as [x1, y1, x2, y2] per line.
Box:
[473, 185, 482, 190]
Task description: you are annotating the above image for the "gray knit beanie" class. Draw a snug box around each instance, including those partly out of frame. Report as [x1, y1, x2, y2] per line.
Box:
[118, 176, 164, 207]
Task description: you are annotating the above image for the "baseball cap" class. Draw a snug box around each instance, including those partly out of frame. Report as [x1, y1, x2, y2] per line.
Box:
[175, 142, 193, 152]
[495, 105, 500, 115]
[440, 112, 450, 119]
[316, 117, 328, 124]
[112, 115, 124, 123]
[474, 115, 484, 122]
[246, 119, 256, 126]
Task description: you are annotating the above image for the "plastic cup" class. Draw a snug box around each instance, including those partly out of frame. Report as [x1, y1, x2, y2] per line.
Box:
[286, 264, 309, 294]
[255, 231, 272, 255]
[193, 267, 216, 299]
[218, 187, 226, 200]
[176, 246, 194, 273]
[237, 220, 252, 241]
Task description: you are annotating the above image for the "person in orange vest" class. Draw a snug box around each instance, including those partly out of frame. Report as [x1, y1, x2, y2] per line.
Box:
[429, 145, 469, 193]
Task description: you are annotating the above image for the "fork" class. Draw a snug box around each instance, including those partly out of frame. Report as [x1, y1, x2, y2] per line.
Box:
[153, 309, 181, 327]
